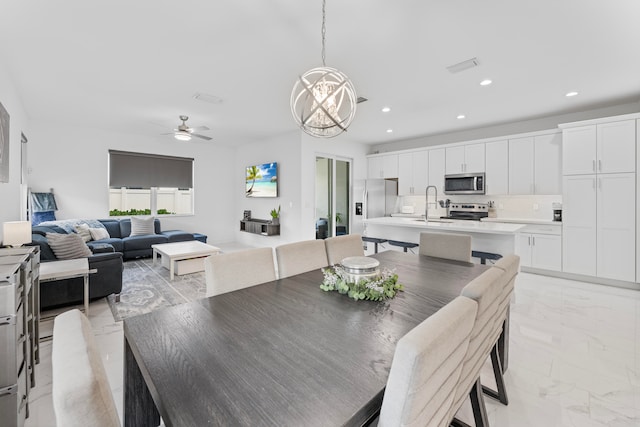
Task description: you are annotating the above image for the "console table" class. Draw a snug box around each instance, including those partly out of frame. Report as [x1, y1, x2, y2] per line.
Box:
[240, 219, 280, 236]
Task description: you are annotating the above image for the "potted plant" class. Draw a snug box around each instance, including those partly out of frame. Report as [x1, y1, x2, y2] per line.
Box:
[270, 205, 281, 225]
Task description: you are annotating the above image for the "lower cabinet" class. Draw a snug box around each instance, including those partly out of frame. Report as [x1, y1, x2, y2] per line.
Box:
[515, 224, 562, 271]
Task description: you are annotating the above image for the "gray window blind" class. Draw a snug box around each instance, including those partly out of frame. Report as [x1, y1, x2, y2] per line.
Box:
[109, 150, 194, 189]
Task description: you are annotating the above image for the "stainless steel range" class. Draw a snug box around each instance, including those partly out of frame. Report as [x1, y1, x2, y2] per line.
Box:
[441, 203, 488, 221]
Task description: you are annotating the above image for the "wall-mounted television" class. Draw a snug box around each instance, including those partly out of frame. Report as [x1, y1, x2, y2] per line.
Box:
[246, 162, 278, 198]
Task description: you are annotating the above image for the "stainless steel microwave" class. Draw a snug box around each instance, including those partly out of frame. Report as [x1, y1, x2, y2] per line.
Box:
[444, 173, 485, 195]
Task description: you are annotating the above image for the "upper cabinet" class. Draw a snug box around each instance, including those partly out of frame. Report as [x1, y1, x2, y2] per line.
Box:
[563, 120, 635, 175]
[368, 153, 399, 179]
[485, 140, 509, 195]
[428, 148, 446, 194]
[398, 151, 428, 195]
[445, 144, 485, 174]
[508, 132, 562, 195]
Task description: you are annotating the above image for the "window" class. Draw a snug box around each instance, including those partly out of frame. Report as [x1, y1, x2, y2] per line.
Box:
[108, 150, 194, 216]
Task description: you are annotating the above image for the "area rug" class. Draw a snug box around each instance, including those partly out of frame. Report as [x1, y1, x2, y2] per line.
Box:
[107, 258, 206, 321]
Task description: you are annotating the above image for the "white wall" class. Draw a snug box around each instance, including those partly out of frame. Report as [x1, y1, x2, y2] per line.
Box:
[235, 130, 368, 247]
[27, 122, 237, 243]
[0, 60, 30, 243]
[372, 100, 640, 153]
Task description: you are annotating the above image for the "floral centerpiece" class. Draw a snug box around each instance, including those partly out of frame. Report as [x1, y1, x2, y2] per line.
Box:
[320, 264, 403, 301]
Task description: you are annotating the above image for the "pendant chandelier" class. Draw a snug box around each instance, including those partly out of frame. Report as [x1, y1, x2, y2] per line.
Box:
[290, 0, 357, 138]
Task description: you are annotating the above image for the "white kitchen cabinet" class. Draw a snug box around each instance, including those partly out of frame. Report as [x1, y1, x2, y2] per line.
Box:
[368, 153, 399, 179]
[562, 173, 636, 281]
[508, 137, 534, 194]
[428, 148, 446, 194]
[562, 175, 597, 276]
[398, 151, 428, 195]
[534, 132, 562, 194]
[516, 227, 562, 272]
[596, 173, 636, 281]
[445, 143, 485, 174]
[484, 140, 509, 195]
[563, 120, 635, 175]
[509, 133, 562, 195]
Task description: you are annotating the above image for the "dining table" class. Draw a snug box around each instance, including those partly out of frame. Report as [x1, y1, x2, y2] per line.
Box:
[123, 250, 491, 427]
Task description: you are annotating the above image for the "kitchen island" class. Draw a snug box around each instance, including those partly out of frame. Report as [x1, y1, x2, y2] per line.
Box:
[363, 216, 525, 261]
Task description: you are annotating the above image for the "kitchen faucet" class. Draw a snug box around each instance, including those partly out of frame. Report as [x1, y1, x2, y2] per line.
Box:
[425, 185, 438, 222]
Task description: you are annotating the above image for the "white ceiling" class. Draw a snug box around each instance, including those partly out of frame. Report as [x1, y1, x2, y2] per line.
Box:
[0, 0, 639, 146]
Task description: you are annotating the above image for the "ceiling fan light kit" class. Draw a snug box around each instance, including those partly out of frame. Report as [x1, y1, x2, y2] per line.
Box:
[166, 115, 213, 141]
[290, 0, 357, 138]
[174, 131, 192, 141]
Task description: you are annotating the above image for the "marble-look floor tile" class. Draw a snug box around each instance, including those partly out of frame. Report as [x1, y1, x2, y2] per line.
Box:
[25, 271, 640, 426]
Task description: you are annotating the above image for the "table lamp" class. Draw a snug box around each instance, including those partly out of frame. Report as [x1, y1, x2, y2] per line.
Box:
[3, 221, 32, 247]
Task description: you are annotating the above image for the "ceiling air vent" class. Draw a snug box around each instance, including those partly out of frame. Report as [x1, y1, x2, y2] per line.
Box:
[193, 93, 223, 104]
[446, 57, 480, 74]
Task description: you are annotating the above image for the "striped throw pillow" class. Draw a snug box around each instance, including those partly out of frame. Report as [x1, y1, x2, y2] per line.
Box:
[46, 232, 93, 260]
[130, 216, 155, 236]
[74, 224, 92, 243]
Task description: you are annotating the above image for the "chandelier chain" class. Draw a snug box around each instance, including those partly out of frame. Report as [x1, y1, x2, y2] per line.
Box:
[321, 0, 326, 66]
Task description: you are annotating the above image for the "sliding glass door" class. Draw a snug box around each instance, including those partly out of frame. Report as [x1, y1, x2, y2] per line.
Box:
[315, 156, 351, 239]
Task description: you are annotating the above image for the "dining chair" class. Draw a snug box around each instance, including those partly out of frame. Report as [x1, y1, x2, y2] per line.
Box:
[52, 309, 121, 427]
[418, 231, 472, 263]
[484, 254, 520, 404]
[449, 267, 504, 427]
[275, 239, 329, 278]
[378, 296, 478, 427]
[324, 233, 365, 265]
[204, 247, 276, 297]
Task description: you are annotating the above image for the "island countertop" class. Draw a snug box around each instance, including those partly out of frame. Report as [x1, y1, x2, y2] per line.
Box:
[363, 216, 525, 235]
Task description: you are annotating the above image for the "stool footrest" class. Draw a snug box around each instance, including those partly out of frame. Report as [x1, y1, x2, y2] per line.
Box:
[471, 250, 503, 265]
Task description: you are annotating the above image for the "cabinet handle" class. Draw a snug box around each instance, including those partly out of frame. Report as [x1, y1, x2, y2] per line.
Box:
[528, 236, 531, 245]
[598, 160, 602, 172]
[532, 236, 535, 246]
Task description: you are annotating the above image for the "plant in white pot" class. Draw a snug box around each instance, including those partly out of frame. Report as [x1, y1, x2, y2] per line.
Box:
[270, 205, 281, 225]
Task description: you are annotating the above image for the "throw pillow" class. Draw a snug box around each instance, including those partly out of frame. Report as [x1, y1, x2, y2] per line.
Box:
[89, 227, 110, 241]
[130, 216, 155, 236]
[46, 232, 92, 260]
[74, 223, 92, 243]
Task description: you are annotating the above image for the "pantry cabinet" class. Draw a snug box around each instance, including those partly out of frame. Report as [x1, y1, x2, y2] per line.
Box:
[398, 151, 428, 195]
[445, 143, 484, 174]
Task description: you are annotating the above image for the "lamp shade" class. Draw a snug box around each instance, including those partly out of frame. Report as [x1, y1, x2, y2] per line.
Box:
[3, 221, 32, 247]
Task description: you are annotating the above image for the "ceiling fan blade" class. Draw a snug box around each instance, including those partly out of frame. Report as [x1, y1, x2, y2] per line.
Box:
[192, 133, 213, 141]
[191, 125, 210, 132]
[160, 132, 174, 135]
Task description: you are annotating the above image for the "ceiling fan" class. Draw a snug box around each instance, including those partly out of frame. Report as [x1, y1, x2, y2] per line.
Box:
[163, 115, 212, 141]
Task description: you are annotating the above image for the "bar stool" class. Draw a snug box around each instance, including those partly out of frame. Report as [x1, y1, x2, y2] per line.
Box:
[471, 250, 503, 265]
[362, 237, 388, 254]
[388, 240, 419, 253]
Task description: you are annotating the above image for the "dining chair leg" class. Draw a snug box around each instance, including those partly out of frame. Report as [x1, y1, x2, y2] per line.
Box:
[482, 344, 509, 405]
[470, 378, 490, 427]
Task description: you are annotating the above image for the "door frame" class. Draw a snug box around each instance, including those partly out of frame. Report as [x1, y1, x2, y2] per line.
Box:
[315, 153, 353, 238]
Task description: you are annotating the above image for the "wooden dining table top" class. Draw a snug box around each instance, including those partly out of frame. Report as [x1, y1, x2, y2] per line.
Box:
[123, 250, 490, 427]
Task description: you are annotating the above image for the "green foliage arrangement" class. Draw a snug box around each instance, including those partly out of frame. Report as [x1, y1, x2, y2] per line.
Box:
[270, 205, 281, 219]
[109, 208, 174, 216]
[320, 266, 404, 301]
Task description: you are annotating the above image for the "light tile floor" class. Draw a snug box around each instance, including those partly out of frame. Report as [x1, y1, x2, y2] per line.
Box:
[25, 270, 640, 426]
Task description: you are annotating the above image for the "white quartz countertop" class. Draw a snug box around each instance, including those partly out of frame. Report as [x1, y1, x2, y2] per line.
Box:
[481, 217, 562, 226]
[364, 216, 524, 235]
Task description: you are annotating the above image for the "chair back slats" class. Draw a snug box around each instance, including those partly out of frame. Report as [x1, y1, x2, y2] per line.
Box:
[324, 234, 364, 265]
[275, 240, 329, 278]
[379, 296, 478, 427]
[418, 232, 472, 263]
[204, 247, 276, 297]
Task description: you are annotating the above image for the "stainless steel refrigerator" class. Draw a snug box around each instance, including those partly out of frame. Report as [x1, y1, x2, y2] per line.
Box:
[352, 178, 398, 235]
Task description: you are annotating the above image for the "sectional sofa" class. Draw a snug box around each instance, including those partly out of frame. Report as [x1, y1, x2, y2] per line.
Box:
[31, 218, 207, 309]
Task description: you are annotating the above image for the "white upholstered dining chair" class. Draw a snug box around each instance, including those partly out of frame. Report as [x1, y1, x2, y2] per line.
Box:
[418, 231, 472, 263]
[324, 234, 365, 265]
[52, 309, 121, 427]
[378, 296, 478, 427]
[204, 247, 276, 297]
[449, 267, 505, 427]
[275, 239, 329, 278]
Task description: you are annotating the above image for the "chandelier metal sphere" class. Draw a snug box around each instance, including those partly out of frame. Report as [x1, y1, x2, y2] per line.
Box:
[290, 66, 357, 138]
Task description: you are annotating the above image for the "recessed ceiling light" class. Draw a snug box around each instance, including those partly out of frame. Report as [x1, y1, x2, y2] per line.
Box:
[386, 129, 393, 133]
[480, 79, 492, 86]
[457, 114, 466, 120]
[382, 107, 391, 113]
[565, 91, 579, 97]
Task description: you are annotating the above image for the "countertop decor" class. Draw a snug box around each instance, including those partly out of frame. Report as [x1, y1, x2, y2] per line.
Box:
[320, 264, 403, 301]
